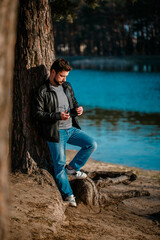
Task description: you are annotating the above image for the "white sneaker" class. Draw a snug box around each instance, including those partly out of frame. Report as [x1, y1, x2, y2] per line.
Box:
[65, 166, 87, 179]
[65, 195, 77, 207]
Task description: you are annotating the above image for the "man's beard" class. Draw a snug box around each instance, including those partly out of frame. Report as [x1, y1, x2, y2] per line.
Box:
[54, 77, 60, 86]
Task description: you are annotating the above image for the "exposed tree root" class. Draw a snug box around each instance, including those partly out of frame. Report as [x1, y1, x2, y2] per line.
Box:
[70, 171, 150, 207]
[19, 158, 150, 210]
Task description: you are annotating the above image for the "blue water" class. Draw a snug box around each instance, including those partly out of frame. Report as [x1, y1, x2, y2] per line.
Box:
[69, 70, 160, 113]
[66, 70, 160, 170]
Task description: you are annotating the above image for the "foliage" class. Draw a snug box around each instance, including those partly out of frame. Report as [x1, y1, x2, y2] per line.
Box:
[50, 0, 100, 22]
[51, 0, 160, 56]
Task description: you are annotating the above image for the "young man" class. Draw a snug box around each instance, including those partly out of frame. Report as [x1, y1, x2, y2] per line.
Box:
[34, 58, 97, 207]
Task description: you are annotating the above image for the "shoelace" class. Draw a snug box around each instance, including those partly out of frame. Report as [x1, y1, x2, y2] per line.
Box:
[75, 171, 85, 177]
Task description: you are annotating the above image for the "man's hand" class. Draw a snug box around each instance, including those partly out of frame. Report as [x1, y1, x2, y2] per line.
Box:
[61, 111, 70, 120]
[76, 106, 83, 116]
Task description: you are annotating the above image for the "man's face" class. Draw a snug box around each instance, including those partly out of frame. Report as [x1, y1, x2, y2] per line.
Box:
[52, 70, 70, 85]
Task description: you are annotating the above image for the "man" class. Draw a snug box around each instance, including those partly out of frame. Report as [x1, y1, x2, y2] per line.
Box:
[34, 58, 97, 207]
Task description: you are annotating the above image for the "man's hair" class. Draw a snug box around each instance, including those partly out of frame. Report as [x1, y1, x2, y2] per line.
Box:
[50, 58, 72, 73]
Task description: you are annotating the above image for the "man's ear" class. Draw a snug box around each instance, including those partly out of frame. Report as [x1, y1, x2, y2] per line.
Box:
[51, 69, 56, 76]
[52, 69, 56, 74]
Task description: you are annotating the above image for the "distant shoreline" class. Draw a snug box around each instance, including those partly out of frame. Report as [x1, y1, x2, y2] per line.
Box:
[58, 55, 160, 72]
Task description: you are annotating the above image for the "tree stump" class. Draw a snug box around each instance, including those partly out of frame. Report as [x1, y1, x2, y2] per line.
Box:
[70, 178, 100, 207]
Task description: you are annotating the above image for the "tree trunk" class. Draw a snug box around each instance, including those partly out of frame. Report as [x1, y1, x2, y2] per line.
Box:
[11, 0, 55, 172]
[11, 1, 69, 232]
[0, 0, 19, 239]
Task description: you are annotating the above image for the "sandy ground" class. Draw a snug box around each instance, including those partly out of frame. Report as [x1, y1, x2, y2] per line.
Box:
[9, 150, 160, 240]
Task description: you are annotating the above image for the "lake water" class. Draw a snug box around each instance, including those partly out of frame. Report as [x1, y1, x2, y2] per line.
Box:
[66, 70, 160, 171]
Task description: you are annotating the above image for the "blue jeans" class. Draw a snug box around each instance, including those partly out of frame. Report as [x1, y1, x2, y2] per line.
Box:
[47, 127, 97, 199]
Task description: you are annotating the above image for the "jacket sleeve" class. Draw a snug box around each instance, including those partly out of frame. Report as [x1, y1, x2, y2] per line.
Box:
[33, 90, 61, 123]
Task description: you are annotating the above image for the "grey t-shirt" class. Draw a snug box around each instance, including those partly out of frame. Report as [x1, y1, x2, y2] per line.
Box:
[50, 84, 72, 129]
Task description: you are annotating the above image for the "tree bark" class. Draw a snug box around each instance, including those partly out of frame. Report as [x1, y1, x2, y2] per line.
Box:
[11, 0, 55, 172]
[0, 0, 18, 239]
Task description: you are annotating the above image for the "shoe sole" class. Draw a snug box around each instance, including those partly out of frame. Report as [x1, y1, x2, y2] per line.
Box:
[75, 176, 87, 179]
[65, 201, 77, 207]
[69, 203, 77, 207]
[66, 173, 88, 179]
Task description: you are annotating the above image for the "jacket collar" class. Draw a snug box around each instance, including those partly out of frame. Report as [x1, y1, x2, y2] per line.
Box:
[62, 82, 69, 89]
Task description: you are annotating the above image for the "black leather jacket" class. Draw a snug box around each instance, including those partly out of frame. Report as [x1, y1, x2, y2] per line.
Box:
[33, 79, 80, 142]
